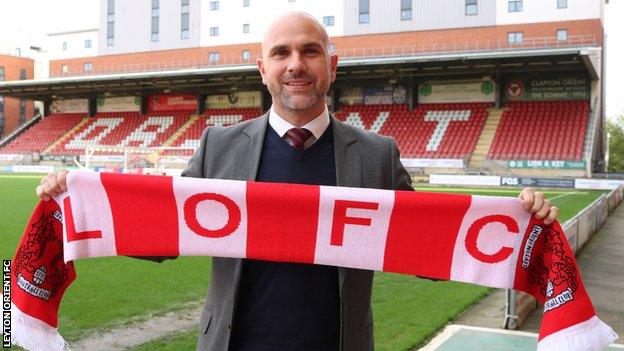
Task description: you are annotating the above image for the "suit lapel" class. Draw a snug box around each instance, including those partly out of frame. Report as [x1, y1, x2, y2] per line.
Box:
[332, 115, 362, 188]
[232, 113, 268, 181]
[331, 115, 362, 293]
[231, 113, 268, 287]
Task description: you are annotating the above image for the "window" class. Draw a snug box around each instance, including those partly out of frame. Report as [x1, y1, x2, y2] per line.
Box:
[84, 62, 93, 72]
[243, 0, 250, 6]
[209, 52, 219, 63]
[508, 32, 523, 45]
[181, 0, 190, 39]
[62, 42, 67, 51]
[465, 0, 478, 15]
[401, 0, 412, 20]
[0, 67, 4, 81]
[62, 64, 69, 74]
[359, 0, 370, 23]
[557, 0, 567, 9]
[84, 39, 92, 48]
[210, 26, 219, 36]
[508, 0, 522, 12]
[328, 43, 336, 53]
[243, 23, 250, 33]
[15, 48, 21, 57]
[210, 1, 219, 10]
[20, 69, 27, 80]
[242, 49, 250, 61]
[557, 29, 568, 41]
[152, 0, 159, 42]
[19, 99, 26, 124]
[323, 16, 334, 26]
[107, 0, 114, 46]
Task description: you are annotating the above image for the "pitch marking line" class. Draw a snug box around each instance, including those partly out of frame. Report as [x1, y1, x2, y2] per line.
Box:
[548, 191, 581, 201]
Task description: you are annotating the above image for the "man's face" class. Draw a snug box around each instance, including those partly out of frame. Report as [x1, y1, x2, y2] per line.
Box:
[258, 16, 338, 114]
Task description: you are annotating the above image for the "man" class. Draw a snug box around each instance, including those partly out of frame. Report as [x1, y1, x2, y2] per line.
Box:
[37, 12, 559, 351]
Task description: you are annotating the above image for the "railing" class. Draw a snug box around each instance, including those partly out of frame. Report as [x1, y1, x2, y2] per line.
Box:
[48, 34, 599, 78]
[0, 113, 42, 149]
[583, 97, 600, 171]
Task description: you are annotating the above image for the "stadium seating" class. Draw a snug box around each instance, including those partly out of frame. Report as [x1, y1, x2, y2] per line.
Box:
[49, 110, 191, 155]
[335, 103, 490, 159]
[488, 101, 589, 160]
[0, 113, 85, 154]
[169, 108, 261, 155]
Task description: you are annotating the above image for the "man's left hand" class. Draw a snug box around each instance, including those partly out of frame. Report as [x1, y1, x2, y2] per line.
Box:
[518, 187, 560, 225]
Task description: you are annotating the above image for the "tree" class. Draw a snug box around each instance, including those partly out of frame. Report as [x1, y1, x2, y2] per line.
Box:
[607, 114, 624, 173]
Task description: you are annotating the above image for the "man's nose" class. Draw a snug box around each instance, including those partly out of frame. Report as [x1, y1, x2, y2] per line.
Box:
[287, 51, 306, 73]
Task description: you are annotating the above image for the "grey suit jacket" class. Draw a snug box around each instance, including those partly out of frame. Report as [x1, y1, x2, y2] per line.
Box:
[182, 112, 412, 351]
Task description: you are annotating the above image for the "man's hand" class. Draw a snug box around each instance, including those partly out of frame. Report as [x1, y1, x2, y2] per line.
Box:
[518, 187, 560, 225]
[36, 169, 69, 201]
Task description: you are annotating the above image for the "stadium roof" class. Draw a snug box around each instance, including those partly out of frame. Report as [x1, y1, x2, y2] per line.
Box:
[0, 46, 601, 100]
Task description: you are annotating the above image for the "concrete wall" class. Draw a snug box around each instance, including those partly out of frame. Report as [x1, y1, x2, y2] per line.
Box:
[496, 0, 603, 26]
[97, 0, 202, 56]
[343, 0, 496, 35]
[48, 29, 99, 60]
[199, 0, 344, 47]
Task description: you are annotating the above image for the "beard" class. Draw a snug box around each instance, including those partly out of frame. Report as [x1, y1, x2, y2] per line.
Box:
[270, 73, 327, 112]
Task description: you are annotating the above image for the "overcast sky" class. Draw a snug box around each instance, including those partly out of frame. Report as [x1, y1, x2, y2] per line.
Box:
[0, 0, 622, 118]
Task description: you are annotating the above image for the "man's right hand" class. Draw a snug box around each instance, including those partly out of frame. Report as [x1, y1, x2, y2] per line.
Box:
[36, 169, 69, 201]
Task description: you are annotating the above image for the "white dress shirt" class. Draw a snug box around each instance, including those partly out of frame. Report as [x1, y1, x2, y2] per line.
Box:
[268, 105, 330, 149]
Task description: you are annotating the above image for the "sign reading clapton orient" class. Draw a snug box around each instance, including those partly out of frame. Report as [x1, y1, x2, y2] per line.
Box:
[504, 77, 590, 101]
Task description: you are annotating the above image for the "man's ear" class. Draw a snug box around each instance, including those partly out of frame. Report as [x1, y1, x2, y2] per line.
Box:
[257, 58, 267, 85]
[329, 53, 338, 83]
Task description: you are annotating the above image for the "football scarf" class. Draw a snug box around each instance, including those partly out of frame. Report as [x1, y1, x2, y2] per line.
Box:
[10, 171, 618, 351]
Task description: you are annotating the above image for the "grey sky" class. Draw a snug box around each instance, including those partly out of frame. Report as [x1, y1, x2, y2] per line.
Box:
[0, 0, 622, 118]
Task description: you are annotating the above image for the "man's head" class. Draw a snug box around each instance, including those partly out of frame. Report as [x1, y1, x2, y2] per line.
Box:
[258, 12, 338, 124]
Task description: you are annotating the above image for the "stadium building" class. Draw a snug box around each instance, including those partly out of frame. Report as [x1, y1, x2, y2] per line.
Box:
[0, 0, 609, 181]
[0, 52, 35, 139]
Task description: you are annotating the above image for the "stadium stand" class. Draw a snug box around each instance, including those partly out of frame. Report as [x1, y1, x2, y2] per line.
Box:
[49, 110, 190, 155]
[0, 113, 85, 154]
[169, 108, 261, 154]
[335, 103, 490, 159]
[488, 101, 589, 160]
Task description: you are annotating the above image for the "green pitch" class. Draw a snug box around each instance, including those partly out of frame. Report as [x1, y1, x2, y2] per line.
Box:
[0, 175, 607, 350]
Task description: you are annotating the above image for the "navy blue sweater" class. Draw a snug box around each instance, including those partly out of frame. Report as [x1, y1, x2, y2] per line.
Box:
[230, 125, 340, 351]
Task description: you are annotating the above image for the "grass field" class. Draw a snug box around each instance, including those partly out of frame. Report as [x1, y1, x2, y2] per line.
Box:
[0, 174, 607, 350]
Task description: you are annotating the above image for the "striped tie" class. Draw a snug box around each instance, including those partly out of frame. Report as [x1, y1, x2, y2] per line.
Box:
[285, 128, 313, 151]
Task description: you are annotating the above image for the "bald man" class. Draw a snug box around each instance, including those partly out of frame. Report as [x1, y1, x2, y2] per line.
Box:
[37, 11, 558, 351]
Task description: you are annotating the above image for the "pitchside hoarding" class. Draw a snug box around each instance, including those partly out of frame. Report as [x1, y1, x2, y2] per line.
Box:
[507, 160, 587, 170]
[504, 77, 590, 101]
[501, 177, 575, 188]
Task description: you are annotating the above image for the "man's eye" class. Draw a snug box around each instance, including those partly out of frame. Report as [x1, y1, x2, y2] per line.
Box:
[304, 48, 320, 55]
[274, 50, 288, 57]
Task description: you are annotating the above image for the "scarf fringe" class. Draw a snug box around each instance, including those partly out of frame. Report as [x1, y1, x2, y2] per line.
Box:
[537, 315, 618, 351]
[11, 303, 68, 351]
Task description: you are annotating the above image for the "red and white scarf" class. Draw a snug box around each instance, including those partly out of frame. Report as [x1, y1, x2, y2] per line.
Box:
[10, 171, 618, 350]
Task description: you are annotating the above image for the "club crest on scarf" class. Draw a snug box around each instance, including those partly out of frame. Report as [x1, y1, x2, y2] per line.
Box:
[14, 210, 69, 301]
[526, 224, 579, 312]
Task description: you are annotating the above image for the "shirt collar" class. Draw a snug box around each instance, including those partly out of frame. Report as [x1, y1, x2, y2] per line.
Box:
[268, 105, 330, 140]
